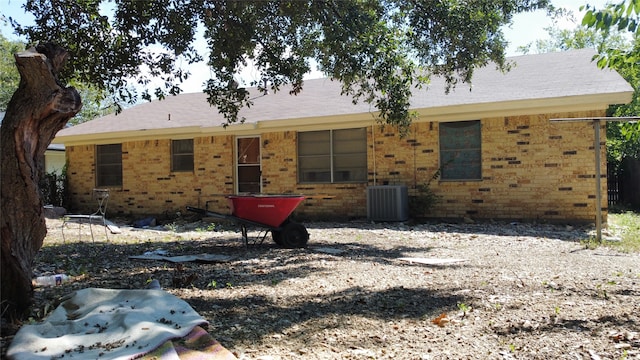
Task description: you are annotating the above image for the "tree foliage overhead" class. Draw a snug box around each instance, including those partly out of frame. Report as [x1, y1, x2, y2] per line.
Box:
[582, 0, 639, 69]
[1, 31, 114, 122]
[606, 35, 640, 164]
[581, 0, 640, 149]
[516, 22, 629, 55]
[0, 33, 22, 111]
[9, 0, 551, 133]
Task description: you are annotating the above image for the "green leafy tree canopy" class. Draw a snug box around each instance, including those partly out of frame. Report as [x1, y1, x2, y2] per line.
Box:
[582, 0, 639, 68]
[0, 33, 22, 111]
[582, 0, 640, 147]
[8, 0, 552, 133]
[1, 30, 114, 123]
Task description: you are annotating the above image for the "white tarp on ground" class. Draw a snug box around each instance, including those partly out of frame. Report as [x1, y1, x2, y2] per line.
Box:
[129, 252, 233, 263]
[7, 288, 208, 360]
[398, 257, 468, 265]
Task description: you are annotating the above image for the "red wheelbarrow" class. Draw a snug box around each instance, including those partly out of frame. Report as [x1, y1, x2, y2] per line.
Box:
[187, 195, 309, 248]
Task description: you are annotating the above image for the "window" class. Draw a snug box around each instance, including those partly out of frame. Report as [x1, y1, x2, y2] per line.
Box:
[298, 128, 367, 183]
[236, 137, 261, 193]
[171, 139, 194, 172]
[439, 120, 481, 180]
[96, 144, 122, 187]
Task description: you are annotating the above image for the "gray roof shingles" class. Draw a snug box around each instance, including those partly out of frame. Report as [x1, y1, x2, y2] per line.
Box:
[56, 49, 632, 138]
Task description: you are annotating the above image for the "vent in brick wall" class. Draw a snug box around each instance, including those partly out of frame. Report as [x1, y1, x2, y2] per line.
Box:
[367, 185, 409, 222]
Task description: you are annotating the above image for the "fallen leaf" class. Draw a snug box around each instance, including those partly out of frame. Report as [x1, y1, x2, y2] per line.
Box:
[432, 313, 449, 327]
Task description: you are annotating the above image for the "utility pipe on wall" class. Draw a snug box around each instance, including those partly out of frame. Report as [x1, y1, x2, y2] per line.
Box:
[372, 123, 376, 186]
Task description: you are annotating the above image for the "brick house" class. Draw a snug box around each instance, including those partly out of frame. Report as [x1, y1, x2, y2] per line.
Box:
[53, 49, 633, 223]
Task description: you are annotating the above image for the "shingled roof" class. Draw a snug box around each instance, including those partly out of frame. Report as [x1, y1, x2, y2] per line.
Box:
[54, 49, 633, 143]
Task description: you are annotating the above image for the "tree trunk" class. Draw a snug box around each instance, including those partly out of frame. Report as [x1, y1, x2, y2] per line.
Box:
[1, 44, 81, 319]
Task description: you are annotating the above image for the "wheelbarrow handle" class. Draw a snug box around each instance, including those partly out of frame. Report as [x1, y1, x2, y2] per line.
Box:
[186, 206, 232, 221]
[185, 206, 207, 215]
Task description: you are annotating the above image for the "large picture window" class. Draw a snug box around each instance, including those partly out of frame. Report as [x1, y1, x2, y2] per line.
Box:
[171, 139, 194, 172]
[298, 128, 367, 183]
[96, 144, 122, 187]
[439, 120, 481, 180]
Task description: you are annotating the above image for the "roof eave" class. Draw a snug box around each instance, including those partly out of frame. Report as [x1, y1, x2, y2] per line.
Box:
[415, 92, 633, 121]
[53, 92, 632, 146]
[53, 126, 203, 146]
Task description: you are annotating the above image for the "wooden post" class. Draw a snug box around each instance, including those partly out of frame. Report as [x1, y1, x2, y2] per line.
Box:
[594, 119, 602, 242]
[550, 116, 639, 242]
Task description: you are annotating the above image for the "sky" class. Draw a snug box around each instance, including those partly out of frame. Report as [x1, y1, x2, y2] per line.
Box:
[1, 0, 613, 94]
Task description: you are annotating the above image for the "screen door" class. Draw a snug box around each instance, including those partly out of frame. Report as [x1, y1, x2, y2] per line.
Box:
[236, 136, 261, 193]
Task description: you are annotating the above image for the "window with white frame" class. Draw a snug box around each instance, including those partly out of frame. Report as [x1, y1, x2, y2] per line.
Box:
[439, 120, 481, 180]
[171, 139, 194, 172]
[96, 144, 123, 187]
[298, 128, 367, 183]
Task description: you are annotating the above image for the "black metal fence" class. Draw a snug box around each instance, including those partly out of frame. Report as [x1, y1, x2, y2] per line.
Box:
[608, 158, 640, 209]
[608, 172, 620, 206]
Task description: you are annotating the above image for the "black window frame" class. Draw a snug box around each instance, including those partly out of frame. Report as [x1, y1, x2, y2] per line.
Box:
[171, 139, 194, 172]
[439, 120, 482, 181]
[96, 143, 123, 187]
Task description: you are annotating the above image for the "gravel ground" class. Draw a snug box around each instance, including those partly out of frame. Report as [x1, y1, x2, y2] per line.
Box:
[2, 218, 639, 359]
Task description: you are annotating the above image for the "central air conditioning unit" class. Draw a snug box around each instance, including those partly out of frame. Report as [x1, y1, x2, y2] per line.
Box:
[367, 185, 409, 221]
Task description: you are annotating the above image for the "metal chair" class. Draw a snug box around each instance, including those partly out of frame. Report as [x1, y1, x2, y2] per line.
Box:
[62, 188, 110, 242]
[89, 188, 110, 240]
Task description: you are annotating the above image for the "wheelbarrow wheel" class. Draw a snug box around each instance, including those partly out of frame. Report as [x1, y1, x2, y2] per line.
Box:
[280, 221, 309, 248]
[271, 219, 289, 245]
[271, 229, 284, 246]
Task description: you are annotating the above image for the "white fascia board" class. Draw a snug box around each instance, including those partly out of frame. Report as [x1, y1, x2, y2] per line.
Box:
[199, 113, 380, 134]
[257, 113, 379, 132]
[54, 126, 204, 146]
[199, 122, 259, 134]
[414, 94, 630, 122]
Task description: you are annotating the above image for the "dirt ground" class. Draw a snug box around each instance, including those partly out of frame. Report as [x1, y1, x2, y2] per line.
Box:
[2, 217, 639, 359]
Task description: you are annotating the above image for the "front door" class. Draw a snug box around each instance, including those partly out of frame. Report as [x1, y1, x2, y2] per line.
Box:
[236, 136, 261, 193]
